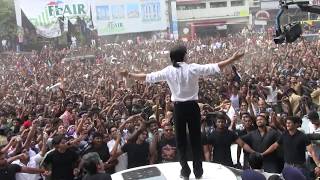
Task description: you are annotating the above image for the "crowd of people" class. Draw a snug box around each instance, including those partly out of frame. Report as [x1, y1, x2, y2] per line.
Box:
[0, 30, 319, 180]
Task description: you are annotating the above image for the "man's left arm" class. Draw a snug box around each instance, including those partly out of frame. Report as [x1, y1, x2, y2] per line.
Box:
[235, 138, 255, 154]
[21, 166, 46, 174]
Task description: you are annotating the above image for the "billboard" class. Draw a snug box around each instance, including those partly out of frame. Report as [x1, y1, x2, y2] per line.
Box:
[171, 1, 179, 39]
[15, 0, 91, 38]
[93, 0, 167, 36]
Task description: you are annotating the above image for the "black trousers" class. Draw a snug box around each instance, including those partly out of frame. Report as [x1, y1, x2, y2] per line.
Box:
[173, 101, 203, 177]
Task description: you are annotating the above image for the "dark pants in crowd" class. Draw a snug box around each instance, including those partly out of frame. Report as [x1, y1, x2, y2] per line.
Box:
[173, 101, 203, 178]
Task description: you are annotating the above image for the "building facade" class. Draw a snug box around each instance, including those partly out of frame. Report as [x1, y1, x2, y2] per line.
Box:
[175, 0, 250, 39]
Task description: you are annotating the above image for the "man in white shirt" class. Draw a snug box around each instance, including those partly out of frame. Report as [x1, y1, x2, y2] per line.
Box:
[1, 39, 7, 51]
[120, 45, 244, 179]
[259, 79, 282, 113]
[71, 36, 77, 48]
[12, 149, 44, 180]
[107, 126, 127, 172]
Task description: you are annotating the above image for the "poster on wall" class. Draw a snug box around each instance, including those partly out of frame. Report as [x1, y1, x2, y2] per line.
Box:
[16, 0, 91, 38]
[93, 0, 167, 36]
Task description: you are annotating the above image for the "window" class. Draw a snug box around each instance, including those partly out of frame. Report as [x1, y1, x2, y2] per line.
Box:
[177, 3, 206, 10]
[210, 2, 227, 8]
[177, 5, 186, 10]
[253, 1, 260, 6]
[231, 0, 245, 6]
[96, 6, 110, 20]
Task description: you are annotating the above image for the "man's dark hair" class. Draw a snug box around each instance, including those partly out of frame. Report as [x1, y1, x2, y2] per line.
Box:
[108, 126, 117, 133]
[52, 135, 66, 146]
[170, 45, 187, 68]
[241, 112, 252, 119]
[256, 113, 269, 125]
[215, 112, 227, 120]
[248, 152, 263, 169]
[286, 116, 302, 124]
[147, 119, 157, 127]
[284, 87, 297, 96]
[92, 132, 103, 139]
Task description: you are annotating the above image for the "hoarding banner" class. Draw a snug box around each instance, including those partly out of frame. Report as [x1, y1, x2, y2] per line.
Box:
[93, 0, 167, 36]
[171, 1, 179, 39]
[16, 0, 91, 38]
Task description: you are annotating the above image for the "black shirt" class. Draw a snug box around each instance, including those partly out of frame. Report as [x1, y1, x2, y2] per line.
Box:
[242, 128, 282, 173]
[277, 130, 311, 164]
[157, 137, 177, 163]
[0, 164, 21, 180]
[83, 143, 114, 174]
[204, 129, 238, 166]
[84, 144, 110, 162]
[82, 173, 112, 180]
[122, 141, 150, 169]
[43, 149, 79, 180]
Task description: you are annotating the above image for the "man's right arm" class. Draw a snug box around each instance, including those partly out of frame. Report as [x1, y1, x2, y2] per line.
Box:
[261, 142, 279, 156]
[111, 133, 123, 157]
[7, 154, 24, 164]
[217, 51, 244, 70]
[119, 67, 168, 83]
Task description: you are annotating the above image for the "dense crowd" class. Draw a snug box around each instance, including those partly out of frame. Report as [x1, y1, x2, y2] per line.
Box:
[0, 30, 319, 180]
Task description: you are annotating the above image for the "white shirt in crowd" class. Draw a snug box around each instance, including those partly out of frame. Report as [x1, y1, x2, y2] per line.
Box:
[107, 139, 128, 172]
[2, 39, 7, 47]
[230, 94, 240, 111]
[12, 153, 43, 180]
[146, 62, 220, 102]
[71, 36, 77, 47]
[265, 86, 280, 105]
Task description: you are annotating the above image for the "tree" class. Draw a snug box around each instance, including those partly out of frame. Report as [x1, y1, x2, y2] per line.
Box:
[0, 0, 17, 40]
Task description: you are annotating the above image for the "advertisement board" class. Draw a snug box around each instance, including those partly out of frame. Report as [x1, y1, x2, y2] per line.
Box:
[93, 0, 167, 36]
[16, 0, 91, 38]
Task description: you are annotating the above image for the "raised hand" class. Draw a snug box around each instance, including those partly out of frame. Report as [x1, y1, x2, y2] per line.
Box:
[231, 50, 245, 61]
